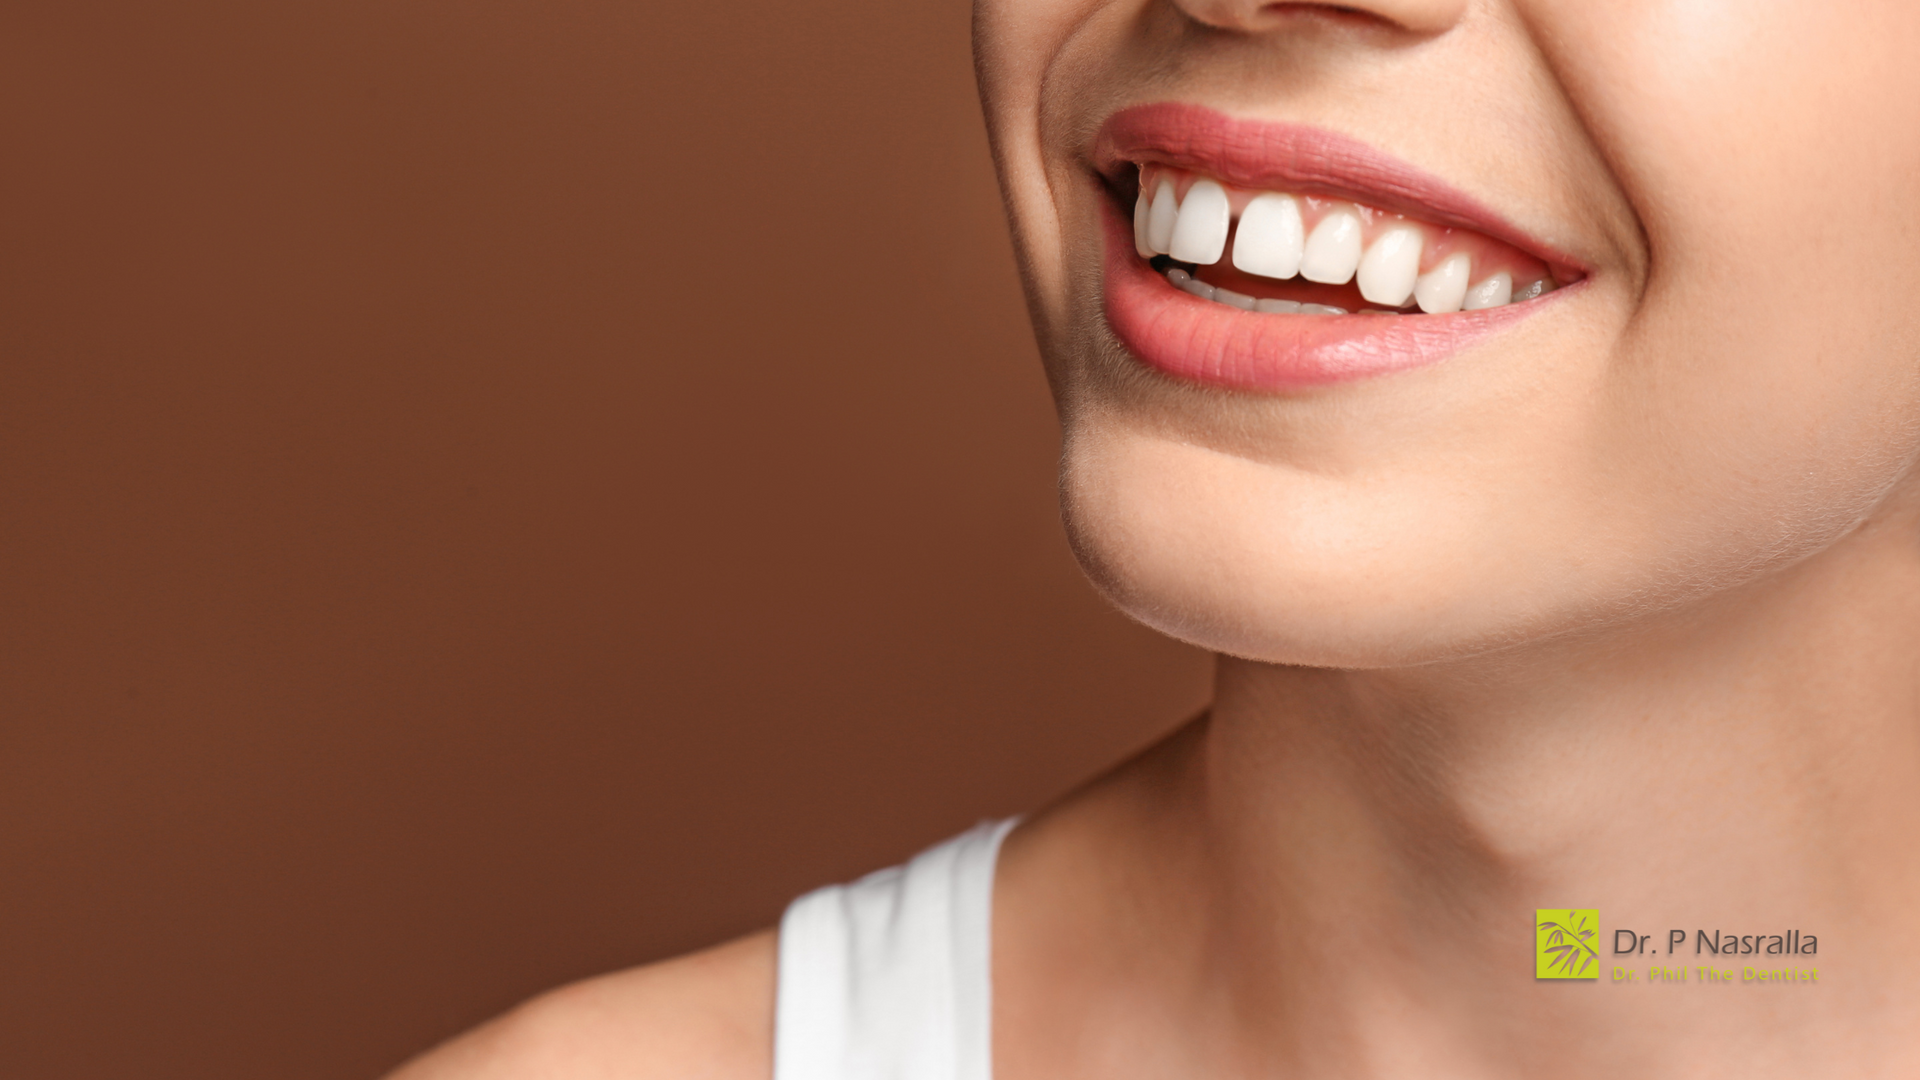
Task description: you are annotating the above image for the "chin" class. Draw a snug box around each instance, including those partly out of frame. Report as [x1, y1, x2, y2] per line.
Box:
[1061, 439, 1509, 670]
[1056, 407, 1782, 670]
[1064, 527, 1514, 671]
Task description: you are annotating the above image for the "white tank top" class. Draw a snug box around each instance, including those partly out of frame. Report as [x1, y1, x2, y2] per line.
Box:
[772, 819, 1017, 1080]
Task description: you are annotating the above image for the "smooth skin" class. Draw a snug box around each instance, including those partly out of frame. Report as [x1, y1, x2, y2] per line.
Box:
[390, 1, 1920, 1077]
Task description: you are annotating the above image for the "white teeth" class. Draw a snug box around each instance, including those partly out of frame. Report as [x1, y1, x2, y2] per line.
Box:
[1166, 267, 1215, 300]
[1212, 286, 1256, 311]
[1146, 179, 1178, 255]
[1356, 225, 1422, 307]
[1414, 252, 1471, 314]
[1462, 270, 1513, 310]
[1133, 191, 1153, 258]
[1160, 266, 1362, 318]
[1231, 193, 1304, 280]
[1146, 173, 1555, 316]
[1136, 166, 1559, 313]
[1299, 209, 1363, 285]
[1168, 179, 1230, 265]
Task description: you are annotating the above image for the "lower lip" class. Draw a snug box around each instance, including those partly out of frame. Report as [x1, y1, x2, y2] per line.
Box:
[1100, 200, 1554, 390]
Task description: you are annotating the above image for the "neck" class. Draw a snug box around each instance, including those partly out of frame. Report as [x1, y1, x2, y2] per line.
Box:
[1000, 502, 1920, 1079]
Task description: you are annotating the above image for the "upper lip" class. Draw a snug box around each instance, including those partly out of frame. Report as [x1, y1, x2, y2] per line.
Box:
[1091, 102, 1586, 280]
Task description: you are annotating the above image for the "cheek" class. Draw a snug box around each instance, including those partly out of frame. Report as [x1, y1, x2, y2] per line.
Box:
[1528, 0, 1920, 463]
[1527, 0, 1920, 597]
[973, 0, 1097, 365]
[1531, 0, 1920, 242]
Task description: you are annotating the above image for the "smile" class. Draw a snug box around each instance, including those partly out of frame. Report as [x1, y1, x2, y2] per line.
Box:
[1093, 104, 1586, 390]
[1136, 166, 1559, 314]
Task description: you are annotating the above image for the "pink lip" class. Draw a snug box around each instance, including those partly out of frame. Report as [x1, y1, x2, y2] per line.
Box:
[1093, 103, 1583, 391]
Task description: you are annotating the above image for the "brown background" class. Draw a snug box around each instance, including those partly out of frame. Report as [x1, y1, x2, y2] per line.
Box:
[0, 2, 1210, 1077]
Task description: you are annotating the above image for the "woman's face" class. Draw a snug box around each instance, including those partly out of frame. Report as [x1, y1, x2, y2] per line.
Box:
[975, 0, 1920, 665]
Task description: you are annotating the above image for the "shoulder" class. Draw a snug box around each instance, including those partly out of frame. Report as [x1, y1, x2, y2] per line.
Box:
[384, 929, 777, 1080]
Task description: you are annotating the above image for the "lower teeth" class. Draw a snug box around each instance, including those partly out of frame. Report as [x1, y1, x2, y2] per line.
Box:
[1162, 264, 1536, 315]
[1167, 266, 1350, 315]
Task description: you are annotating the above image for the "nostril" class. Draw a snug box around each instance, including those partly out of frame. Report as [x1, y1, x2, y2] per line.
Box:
[1175, 0, 1464, 35]
[1265, 2, 1373, 17]
[1267, 4, 1394, 31]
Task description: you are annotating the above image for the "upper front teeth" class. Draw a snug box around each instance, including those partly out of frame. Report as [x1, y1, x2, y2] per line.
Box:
[1299, 209, 1364, 285]
[1414, 252, 1471, 314]
[1355, 225, 1421, 307]
[1230, 193, 1304, 279]
[1144, 179, 1178, 255]
[1133, 168, 1555, 314]
[1167, 179, 1231, 264]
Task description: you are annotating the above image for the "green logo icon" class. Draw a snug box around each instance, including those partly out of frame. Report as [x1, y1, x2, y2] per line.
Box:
[1536, 909, 1599, 979]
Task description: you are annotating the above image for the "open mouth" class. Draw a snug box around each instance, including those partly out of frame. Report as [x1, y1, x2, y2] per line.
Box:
[1091, 104, 1586, 390]
[1134, 166, 1561, 316]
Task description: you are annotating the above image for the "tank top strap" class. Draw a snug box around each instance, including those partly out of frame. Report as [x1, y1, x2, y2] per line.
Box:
[773, 818, 1017, 1080]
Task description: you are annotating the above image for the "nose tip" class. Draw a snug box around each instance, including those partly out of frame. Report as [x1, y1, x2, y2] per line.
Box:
[1172, 0, 1468, 36]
